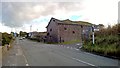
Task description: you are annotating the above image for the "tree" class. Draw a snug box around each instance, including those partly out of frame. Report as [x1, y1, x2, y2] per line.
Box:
[98, 24, 104, 29]
[19, 31, 27, 37]
[2, 32, 13, 46]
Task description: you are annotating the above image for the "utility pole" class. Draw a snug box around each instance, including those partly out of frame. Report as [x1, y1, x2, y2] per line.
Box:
[29, 25, 32, 37]
[30, 25, 32, 32]
[14, 29, 17, 37]
[37, 28, 38, 32]
[92, 25, 95, 45]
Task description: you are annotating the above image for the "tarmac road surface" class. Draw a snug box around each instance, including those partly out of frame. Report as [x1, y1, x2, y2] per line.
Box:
[2, 38, 119, 67]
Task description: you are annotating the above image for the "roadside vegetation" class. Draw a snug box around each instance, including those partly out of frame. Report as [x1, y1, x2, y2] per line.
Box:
[2, 32, 14, 46]
[19, 31, 27, 37]
[82, 23, 120, 58]
[60, 40, 80, 45]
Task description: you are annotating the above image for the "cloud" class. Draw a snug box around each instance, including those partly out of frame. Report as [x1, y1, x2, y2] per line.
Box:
[0, 2, 2, 21]
[119, 1, 120, 23]
[1, 0, 119, 33]
[1, 2, 82, 28]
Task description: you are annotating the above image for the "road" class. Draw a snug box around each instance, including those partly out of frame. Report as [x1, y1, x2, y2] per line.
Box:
[0, 46, 2, 67]
[2, 38, 119, 67]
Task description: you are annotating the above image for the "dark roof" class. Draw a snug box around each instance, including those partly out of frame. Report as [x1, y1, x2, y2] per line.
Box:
[46, 17, 92, 28]
[46, 17, 54, 28]
[59, 19, 92, 26]
[38, 32, 47, 34]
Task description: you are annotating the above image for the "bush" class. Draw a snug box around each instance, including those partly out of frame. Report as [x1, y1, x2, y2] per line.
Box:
[2, 32, 13, 46]
[82, 23, 119, 57]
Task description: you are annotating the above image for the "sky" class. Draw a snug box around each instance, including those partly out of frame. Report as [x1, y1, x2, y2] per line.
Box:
[0, 0, 119, 33]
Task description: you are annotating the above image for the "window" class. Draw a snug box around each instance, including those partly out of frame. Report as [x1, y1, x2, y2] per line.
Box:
[62, 40, 64, 42]
[50, 29, 52, 31]
[47, 33, 49, 36]
[60, 37, 61, 43]
[45, 36, 47, 38]
[81, 25, 83, 28]
[64, 27, 67, 30]
[53, 20, 55, 21]
[90, 35, 92, 37]
[72, 31, 75, 34]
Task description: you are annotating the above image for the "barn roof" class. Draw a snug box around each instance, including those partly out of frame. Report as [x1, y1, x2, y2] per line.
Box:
[59, 19, 92, 26]
[46, 17, 92, 28]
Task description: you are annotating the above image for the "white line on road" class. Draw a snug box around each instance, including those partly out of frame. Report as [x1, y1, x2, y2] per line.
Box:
[11, 64, 16, 66]
[75, 48, 79, 51]
[7, 61, 10, 64]
[67, 47, 69, 48]
[84, 52, 98, 57]
[19, 45, 29, 66]
[79, 46, 82, 49]
[26, 64, 29, 66]
[23, 53, 29, 66]
[72, 58, 95, 66]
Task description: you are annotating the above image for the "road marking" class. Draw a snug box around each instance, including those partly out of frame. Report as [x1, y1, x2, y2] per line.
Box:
[26, 64, 29, 66]
[75, 48, 79, 51]
[16, 54, 18, 56]
[19, 46, 29, 66]
[11, 64, 16, 66]
[84, 52, 97, 57]
[79, 46, 82, 49]
[67, 47, 69, 48]
[7, 61, 10, 63]
[70, 47, 73, 49]
[23, 54, 29, 66]
[72, 58, 95, 66]
[76, 44, 80, 45]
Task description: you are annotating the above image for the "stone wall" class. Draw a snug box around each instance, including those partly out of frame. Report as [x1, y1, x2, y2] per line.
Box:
[58, 24, 82, 43]
[46, 18, 92, 43]
[47, 18, 59, 43]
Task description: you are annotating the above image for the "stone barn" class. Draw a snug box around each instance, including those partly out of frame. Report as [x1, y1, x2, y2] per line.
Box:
[46, 17, 93, 43]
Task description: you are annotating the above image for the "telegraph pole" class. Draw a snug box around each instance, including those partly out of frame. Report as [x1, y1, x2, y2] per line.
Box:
[29, 25, 32, 37]
[37, 28, 38, 32]
[30, 25, 32, 32]
[92, 25, 95, 45]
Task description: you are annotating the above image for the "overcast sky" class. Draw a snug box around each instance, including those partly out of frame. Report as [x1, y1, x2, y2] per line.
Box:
[0, 0, 119, 33]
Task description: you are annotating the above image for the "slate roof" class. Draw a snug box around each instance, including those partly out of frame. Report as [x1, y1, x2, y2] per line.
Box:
[59, 19, 92, 26]
[46, 17, 92, 28]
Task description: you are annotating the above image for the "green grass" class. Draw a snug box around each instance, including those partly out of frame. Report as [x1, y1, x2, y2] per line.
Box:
[60, 40, 80, 45]
[83, 44, 118, 55]
[83, 39, 120, 56]
[45, 40, 81, 45]
[82, 35, 119, 57]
